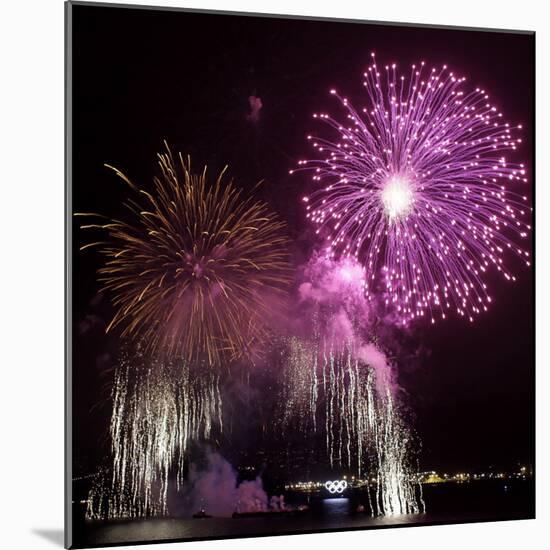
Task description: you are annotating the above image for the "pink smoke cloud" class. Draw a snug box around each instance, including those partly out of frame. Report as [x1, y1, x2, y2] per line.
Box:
[246, 95, 262, 123]
[182, 451, 287, 517]
[357, 343, 396, 395]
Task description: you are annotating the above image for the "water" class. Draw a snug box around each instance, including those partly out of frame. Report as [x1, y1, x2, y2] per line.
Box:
[73, 480, 534, 547]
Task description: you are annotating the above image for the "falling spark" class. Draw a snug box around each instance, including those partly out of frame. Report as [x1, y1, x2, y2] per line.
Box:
[87, 348, 223, 519]
[296, 56, 531, 325]
[367, 376, 424, 515]
[281, 336, 423, 516]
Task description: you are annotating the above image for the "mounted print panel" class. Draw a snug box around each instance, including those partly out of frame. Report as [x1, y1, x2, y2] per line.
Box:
[65, 2, 535, 548]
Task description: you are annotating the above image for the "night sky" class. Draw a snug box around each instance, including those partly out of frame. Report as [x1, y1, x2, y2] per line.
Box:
[70, 4, 534, 477]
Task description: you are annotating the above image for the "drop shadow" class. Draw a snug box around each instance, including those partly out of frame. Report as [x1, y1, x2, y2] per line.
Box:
[32, 529, 65, 547]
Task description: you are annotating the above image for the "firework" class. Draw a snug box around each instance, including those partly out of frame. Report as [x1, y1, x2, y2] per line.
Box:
[280, 337, 319, 434]
[279, 255, 422, 515]
[79, 145, 290, 364]
[87, 348, 223, 519]
[294, 55, 531, 324]
[367, 371, 423, 516]
[280, 336, 423, 516]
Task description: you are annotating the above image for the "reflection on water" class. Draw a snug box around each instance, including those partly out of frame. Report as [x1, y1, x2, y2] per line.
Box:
[322, 497, 350, 519]
[77, 510, 417, 547]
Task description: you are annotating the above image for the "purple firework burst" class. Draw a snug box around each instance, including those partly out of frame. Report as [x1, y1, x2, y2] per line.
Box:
[293, 54, 531, 325]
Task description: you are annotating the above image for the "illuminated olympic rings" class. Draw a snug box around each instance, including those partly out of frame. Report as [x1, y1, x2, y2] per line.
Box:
[324, 480, 348, 494]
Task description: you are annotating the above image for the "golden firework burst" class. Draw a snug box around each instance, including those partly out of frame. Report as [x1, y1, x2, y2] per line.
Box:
[78, 144, 291, 365]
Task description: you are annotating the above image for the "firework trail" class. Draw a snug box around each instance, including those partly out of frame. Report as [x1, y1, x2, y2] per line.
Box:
[281, 336, 422, 515]
[281, 337, 371, 473]
[369, 381, 423, 516]
[87, 348, 223, 519]
[281, 337, 319, 434]
[79, 144, 290, 365]
[294, 56, 531, 325]
[280, 255, 423, 515]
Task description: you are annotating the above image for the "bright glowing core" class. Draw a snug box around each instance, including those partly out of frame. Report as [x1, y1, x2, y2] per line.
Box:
[338, 260, 365, 287]
[381, 176, 414, 220]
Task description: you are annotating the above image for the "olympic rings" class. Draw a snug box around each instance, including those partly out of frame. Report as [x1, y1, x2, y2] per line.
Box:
[324, 480, 348, 494]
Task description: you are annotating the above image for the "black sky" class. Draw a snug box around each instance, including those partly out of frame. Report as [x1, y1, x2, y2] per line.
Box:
[70, 4, 534, 475]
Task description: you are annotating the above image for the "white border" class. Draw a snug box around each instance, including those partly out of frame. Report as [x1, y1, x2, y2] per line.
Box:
[2, 1, 547, 549]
